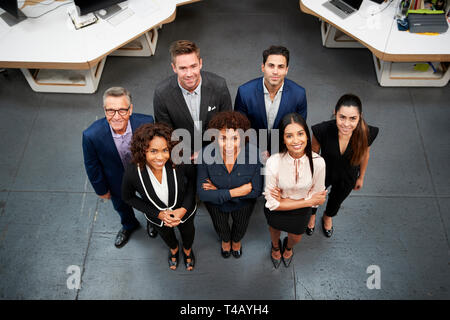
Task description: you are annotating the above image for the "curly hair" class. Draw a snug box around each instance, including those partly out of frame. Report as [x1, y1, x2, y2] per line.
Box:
[207, 111, 251, 132]
[130, 123, 176, 169]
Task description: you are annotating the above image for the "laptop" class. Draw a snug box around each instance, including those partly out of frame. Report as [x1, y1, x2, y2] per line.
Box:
[322, 0, 364, 19]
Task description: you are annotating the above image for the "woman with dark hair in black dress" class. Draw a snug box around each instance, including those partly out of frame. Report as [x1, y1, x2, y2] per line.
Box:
[306, 94, 379, 238]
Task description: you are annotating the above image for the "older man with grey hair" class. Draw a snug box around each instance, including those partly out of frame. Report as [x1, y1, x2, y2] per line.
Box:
[82, 87, 156, 248]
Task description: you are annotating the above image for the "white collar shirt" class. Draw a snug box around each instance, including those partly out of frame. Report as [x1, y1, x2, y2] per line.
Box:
[263, 152, 326, 211]
[178, 79, 202, 131]
[263, 78, 284, 129]
[146, 165, 169, 206]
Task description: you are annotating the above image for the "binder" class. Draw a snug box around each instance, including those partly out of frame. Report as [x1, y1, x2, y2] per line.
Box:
[408, 10, 449, 33]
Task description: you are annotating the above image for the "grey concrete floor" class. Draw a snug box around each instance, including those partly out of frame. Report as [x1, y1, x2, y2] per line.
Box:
[0, 0, 449, 300]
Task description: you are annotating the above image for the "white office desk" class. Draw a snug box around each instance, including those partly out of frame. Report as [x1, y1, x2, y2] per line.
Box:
[0, 0, 200, 93]
[300, 0, 450, 87]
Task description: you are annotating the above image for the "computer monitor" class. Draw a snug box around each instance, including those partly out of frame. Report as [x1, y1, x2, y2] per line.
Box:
[342, 0, 364, 10]
[0, 0, 26, 26]
[74, 0, 125, 16]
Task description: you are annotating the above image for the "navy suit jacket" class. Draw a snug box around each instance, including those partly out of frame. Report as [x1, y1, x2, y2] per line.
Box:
[234, 77, 307, 130]
[82, 113, 154, 198]
[197, 143, 263, 212]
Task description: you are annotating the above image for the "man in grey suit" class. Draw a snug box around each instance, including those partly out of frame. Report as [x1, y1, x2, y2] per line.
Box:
[153, 40, 232, 159]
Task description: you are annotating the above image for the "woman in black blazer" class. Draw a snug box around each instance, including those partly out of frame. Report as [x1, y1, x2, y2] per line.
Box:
[122, 123, 197, 271]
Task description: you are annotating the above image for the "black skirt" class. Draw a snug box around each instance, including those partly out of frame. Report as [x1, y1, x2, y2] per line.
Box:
[264, 205, 312, 235]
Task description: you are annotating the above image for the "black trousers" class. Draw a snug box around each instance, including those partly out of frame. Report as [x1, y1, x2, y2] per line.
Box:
[205, 202, 255, 243]
[154, 217, 195, 250]
[111, 195, 139, 231]
[312, 182, 353, 218]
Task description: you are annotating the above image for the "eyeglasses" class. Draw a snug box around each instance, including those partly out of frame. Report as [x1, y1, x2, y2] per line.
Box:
[104, 106, 130, 117]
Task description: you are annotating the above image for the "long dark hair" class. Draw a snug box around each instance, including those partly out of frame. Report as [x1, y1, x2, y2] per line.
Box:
[335, 94, 369, 166]
[279, 113, 314, 176]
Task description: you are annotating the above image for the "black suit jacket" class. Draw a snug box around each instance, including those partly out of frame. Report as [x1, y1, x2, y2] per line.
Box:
[121, 162, 197, 227]
[153, 71, 232, 153]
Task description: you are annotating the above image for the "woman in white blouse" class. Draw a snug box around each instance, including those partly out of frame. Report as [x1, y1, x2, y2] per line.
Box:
[264, 113, 327, 268]
[122, 123, 197, 271]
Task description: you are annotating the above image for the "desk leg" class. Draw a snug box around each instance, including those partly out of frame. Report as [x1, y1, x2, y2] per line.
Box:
[372, 54, 450, 87]
[320, 21, 365, 48]
[110, 28, 159, 57]
[20, 58, 106, 94]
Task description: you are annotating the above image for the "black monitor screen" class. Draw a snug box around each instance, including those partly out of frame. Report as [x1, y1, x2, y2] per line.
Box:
[342, 0, 364, 10]
[0, 0, 19, 18]
[74, 0, 124, 16]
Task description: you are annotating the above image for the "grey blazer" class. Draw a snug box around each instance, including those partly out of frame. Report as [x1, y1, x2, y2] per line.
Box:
[153, 71, 232, 153]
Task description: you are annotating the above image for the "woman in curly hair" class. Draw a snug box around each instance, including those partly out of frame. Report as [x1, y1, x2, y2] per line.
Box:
[122, 122, 197, 271]
[197, 111, 263, 259]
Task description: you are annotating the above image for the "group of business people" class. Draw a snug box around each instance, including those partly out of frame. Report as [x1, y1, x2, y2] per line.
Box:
[82, 40, 378, 271]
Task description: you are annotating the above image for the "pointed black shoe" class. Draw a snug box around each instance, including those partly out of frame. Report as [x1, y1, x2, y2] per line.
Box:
[146, 220, 158, 238]
[321, 217, 333, 238]
[221, 246, 231, 258]
[270, 239, 282, 269]
[232, 244, 243, 258]
[183, 249, 195, 271]
[115, 224, 140, 248]
[305, 226, 315, 236]
[115, 228, 131, 248]
[282, 237, 293, 267]
[168, 246, 179, 270]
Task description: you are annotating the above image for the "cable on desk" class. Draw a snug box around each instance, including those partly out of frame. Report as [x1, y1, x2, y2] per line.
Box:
[20, 1, 73, 19]
[18, 0, 56, 5]
[370, 0, 395, 16]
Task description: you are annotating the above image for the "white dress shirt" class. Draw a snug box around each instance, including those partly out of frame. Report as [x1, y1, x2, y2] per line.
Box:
[264, 152, 326, 211]
[178, 79, 202, 131]
[146, 165, 169, 206]
[263, 78, 284, 129]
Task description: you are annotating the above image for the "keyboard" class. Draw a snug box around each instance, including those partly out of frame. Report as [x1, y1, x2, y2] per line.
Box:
[106, 7, 134, 26]
[329, 0, 355, 14]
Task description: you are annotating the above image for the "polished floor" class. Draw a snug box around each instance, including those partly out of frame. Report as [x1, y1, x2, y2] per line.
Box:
[0, 0, 449, 300]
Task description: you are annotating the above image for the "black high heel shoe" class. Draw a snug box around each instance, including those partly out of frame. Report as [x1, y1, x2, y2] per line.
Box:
[270, 239, 282, 269]
[183, 248, 195, 271]
[231, 244, 242, 258]
[168, 246, 179, 270]
[221, 242, 231, 258]
[305, 226, 315, 236]
[306, 214, 316, 236]
[282, 237, 293, 267]
[321, 216, 333, 238]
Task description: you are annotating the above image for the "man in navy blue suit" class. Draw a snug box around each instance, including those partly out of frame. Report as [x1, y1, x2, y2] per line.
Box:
[234, 45, 307, 158]
[82, 87, 156, 248]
